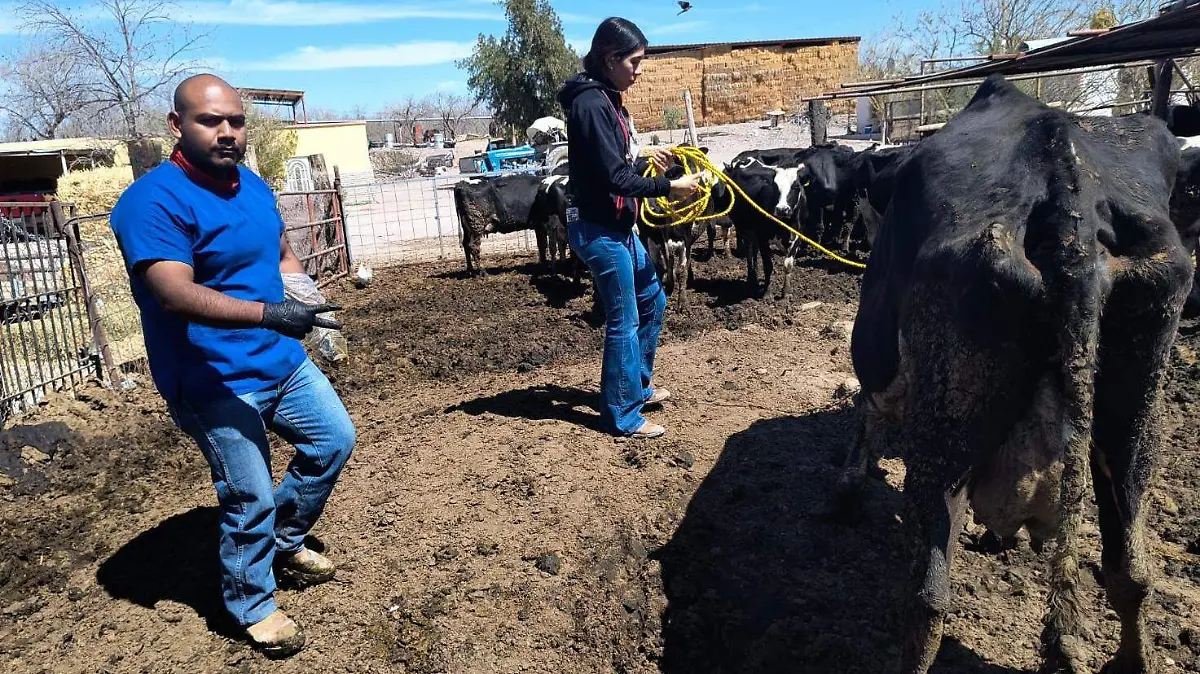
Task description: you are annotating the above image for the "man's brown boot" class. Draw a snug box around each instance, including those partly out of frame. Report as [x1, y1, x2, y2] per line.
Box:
[276, 548, 336, 587]
[246, 610, 305, 659]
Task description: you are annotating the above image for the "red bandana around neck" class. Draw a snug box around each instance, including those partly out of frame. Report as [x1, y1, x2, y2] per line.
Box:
[169, 145, 241, 195]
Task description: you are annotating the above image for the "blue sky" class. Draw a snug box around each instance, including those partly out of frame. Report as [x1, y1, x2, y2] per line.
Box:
[0, 0, 934, 115]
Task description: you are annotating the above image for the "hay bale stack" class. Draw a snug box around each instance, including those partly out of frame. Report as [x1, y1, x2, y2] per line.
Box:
[626, 40, 859, 131]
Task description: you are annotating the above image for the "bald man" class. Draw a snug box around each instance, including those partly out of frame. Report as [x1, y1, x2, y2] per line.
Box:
[110, 74, 355, 658]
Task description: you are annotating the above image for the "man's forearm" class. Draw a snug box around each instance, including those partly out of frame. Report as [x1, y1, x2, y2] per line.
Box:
[157, 280, 265, 327]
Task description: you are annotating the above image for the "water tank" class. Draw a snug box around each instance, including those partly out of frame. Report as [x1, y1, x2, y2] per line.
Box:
[385, 132, 395, 148]
[857, 97, 873, 135]
[433, 132, 445, 149]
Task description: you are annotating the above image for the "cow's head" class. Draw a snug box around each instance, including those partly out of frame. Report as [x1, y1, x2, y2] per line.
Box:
[771, 165, 804, 221]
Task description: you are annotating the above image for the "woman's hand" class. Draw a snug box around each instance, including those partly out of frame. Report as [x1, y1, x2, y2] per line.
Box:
[668, 173, 702, 200]
[646, 147, 675, 174]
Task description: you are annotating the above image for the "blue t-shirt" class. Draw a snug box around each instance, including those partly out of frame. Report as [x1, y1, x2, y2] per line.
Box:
[110, 162, 305, 402]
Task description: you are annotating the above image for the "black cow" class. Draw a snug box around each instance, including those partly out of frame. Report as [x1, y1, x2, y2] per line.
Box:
[1169, 104, 1200, 137]
[725, 152, 807, 297]
[849, 144, 916, 252]
[1173, 142, 1200, 318]
[834, 75, 1192, 673]
[795, 143, 859, 253]
[534, 175, 573, 275]
[454, 174, 550, 274]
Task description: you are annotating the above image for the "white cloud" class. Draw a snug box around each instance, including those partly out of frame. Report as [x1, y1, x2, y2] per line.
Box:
[236, 41, 475, 71]
[557, 11, 600, 25]
[648, 20, 710, 38]
[436, 80, 465, 91]
[178, 0, 502, 26]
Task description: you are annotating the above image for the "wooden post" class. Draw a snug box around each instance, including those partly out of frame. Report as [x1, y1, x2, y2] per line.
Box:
[809, 99, 829, 146]
[333, 166, 352, 274]
[1151, 0, 1188, 120]
[1152, 60, 1176, 120]
[125, 138, 164, 179]
[682, 90, 698, 147]
[53, 203, 120, 387]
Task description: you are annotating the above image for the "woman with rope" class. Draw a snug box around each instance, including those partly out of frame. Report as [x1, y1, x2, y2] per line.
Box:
[557, 17, 702, 439]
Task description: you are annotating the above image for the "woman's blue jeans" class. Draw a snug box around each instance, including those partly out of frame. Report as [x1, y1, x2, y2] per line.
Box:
[167, 358, 356, 627]
[569, 219, 667, 435]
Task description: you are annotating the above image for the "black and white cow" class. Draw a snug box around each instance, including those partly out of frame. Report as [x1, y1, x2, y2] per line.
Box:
[725, 152, 807, 297]
[834, 75, 1192, 674]
[454, 174, 545, 274]
[637, 157, 732, 310]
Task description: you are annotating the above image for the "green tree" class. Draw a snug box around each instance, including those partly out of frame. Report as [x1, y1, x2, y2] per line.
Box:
[662, 106, 683, 143]
[459, 0, 579, 132]
[243, 102, 297, 187]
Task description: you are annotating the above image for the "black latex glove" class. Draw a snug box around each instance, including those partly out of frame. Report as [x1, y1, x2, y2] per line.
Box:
[260, 299, 342, 339]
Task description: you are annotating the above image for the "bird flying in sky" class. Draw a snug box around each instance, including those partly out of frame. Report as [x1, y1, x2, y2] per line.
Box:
[678, 1, 693, 15]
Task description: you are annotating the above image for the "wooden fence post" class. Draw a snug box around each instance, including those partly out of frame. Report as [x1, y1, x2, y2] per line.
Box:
[809, 99, 830, 146]
[333, 166, 352, 275]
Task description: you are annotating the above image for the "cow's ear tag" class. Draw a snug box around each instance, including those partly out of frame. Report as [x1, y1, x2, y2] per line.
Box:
[566, 207, 580, 224]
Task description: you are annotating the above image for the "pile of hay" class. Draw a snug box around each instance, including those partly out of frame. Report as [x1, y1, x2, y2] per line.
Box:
[56, 166, 134, 216]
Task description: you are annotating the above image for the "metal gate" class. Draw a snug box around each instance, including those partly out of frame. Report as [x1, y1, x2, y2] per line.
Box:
[276, 169, 351, 286]
[0, 202, 100, 419]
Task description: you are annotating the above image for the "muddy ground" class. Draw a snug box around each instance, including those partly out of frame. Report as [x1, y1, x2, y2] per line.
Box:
[1, 248, 1198, 674]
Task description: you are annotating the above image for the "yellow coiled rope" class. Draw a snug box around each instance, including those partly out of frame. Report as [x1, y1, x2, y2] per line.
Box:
[637, 145, 867, 270]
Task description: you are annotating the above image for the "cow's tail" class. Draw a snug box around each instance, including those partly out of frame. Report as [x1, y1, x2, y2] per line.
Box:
[1032, 122, 1103, 666]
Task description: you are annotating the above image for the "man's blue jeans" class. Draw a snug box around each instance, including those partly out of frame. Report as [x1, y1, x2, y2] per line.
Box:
[167, 358, 356, 627]
[569, 219, 667, 435]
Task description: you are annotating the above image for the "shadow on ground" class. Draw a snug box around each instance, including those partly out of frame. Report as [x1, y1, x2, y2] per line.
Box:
[446, 384, 606, 433]
[656, 410, 1026, 673]
[96, 506, 236, 636]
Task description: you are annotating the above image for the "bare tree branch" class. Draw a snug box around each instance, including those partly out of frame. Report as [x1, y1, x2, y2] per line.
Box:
[17, 0, 207, 138]
[0, 44, 96, 139]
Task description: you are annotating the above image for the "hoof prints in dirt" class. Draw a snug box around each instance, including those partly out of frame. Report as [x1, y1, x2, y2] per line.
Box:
[333, 254, 863, 382]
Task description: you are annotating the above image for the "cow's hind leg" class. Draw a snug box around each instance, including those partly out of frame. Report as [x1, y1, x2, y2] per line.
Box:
[899, 473, 970, 674]
[1089, 262, 1189, 674]
[820, 404, 870, 521]
[534, 228, 549, 273]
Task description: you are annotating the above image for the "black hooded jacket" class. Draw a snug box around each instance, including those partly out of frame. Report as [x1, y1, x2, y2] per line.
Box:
[557, 74, 670, 232]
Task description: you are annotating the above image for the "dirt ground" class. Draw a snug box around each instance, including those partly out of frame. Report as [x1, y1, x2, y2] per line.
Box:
[2, 247, 1199, 674]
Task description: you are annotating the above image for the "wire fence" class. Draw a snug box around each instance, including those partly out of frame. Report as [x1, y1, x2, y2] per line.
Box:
[340, 167, 546, 269]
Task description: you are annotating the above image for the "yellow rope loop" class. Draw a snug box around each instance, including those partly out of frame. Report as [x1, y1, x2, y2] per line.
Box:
[637, 145, 867, 270]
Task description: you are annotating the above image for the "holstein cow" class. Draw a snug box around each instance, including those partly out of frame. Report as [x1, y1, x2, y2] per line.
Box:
[1173, 140, 1200, 318]
[637, 160, 733, 310]
[849, 144, 916, 253]
[834, 75, 1192, 673]
[536, 175, 573, 275]
[725, 152, 807, 298]
[453, 174, 554, 275]
[1168, 105, 1200, 138]
[794, 143, 860, 253]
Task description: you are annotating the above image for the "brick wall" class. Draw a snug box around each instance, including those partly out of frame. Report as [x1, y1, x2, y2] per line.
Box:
[625, 41, 859, 132]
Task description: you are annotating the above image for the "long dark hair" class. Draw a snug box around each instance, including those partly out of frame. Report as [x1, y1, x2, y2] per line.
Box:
[583, 17, 648, 81]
